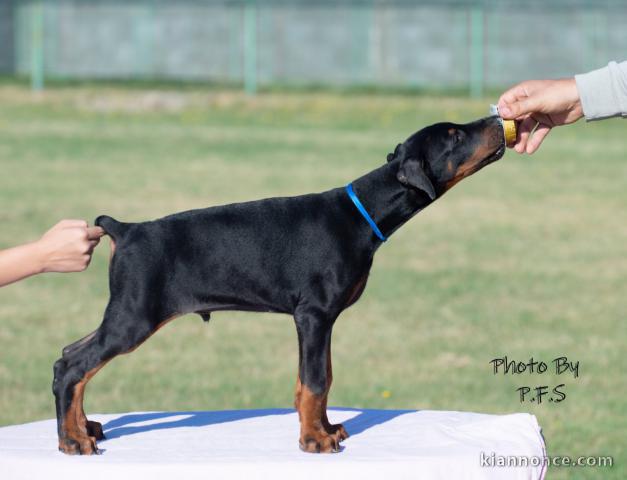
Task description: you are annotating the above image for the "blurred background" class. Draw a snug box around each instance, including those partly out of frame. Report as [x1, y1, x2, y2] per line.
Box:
[2, 0, 627, 94]
[0, 1, 625, 478]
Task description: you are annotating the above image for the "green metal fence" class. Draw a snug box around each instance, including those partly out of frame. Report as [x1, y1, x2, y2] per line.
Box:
[2, 0, 626, 95]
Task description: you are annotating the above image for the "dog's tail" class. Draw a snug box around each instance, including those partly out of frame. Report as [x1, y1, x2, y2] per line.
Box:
[95, 215, 132, 240]
[95, 215, 133, 259]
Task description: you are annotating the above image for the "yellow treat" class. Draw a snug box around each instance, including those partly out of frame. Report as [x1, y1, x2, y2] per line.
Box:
[489, 104, 517, 147]
[502, 119, 517, 147]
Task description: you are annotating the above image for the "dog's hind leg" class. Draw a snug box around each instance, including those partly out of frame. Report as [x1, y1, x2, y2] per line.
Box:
[69, 355, 105, 442]
[53, 339, 109, 455]
[53, 303, 174, 455]
[293, 307, 344, 453]
[57, 330, 107, 440]
[61, 328, 105, 440]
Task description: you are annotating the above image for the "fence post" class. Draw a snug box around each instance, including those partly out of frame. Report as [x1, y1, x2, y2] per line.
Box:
[469, 2, 484, 98]
[30, 0, 44, 91]
[243, 0, 257, 95]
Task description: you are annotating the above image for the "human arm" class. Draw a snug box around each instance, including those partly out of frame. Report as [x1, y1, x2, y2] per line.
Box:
[575, 60, 627, 120]
[497, 61, 627, 154]
[0, 220, 104, 288]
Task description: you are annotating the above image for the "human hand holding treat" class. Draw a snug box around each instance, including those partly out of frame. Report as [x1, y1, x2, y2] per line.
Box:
[497, 79, 583, 154]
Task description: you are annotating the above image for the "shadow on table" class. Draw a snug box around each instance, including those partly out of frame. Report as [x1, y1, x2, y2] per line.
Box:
[101, 407, 414, 442]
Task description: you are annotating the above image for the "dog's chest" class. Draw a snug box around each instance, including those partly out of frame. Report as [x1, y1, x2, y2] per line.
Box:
[345, 274, 370, 308]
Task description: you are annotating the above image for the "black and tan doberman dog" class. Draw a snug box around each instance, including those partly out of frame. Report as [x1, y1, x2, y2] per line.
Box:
[53, 116, 506, 455]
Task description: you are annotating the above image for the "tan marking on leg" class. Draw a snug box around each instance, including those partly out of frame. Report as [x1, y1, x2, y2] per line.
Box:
[321, 348, 332, 431]
[298, 384, 339, 453]
[321, 348, 348, 441]
[59, 362, 108, 455]
[297, 344, 347, 453]
[76, 382, 104, 440]
[294, 374, 303, 412]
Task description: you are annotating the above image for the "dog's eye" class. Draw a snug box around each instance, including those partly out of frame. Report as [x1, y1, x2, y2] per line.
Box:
[448, 128, 464, 145]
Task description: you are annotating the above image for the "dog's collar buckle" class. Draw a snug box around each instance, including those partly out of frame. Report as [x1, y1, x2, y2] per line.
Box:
[345, 183, 387, 242]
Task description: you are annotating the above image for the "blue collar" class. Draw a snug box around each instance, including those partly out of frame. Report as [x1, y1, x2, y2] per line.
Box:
[345, 183, 387, 242]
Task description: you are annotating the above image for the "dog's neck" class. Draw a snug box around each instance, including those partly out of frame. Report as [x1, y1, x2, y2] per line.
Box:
[350, 161, 433, 241]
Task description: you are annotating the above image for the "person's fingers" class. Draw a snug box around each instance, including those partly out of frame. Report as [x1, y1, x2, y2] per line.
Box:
[498, 101, 518, 119]
[80, 254, 92, 271]
[503, 94, 547, 120]
[498, 83, 529, 107]
[86, 226, 105, 239]
[498, 83, 534, 118]
[513, 116, 538, 153]
[498, 103, 515, 119]
[526, 123, 551, 154]
[87, 239, 100, 251]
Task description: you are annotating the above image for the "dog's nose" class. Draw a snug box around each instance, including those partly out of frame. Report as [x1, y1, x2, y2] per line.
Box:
[489, 106, 517, 146]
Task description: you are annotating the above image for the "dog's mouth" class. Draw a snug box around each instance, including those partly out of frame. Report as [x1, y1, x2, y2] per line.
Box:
[482, 142, 506, 167]
[476, 121, 507, 169]
[468, 140, 506, 177]
[478, 115, 508, 167]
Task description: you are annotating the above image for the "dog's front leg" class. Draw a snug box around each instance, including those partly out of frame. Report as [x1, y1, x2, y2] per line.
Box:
[320, 346, 349, 441]
[293, 307, 345, 453]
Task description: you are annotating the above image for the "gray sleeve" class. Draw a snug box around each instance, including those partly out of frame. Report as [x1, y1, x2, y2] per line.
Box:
[574, 61, 627, 121]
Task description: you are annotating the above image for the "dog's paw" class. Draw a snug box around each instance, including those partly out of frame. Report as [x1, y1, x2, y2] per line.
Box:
[325, 422, 349, 442]
[58, 435, 100, 455]
[86, 420, 105, 440]
[299, 431, 341, 454]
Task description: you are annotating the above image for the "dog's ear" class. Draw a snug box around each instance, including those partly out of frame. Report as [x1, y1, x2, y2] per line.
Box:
[387, 143, 403, 163]
[397, 158, 436, 200]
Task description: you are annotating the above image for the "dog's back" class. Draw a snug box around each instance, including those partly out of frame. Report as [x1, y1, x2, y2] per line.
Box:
[94, 189, 373, 320]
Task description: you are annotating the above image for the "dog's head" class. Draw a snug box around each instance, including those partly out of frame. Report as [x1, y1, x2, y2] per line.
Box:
[388, 116, 506, 200]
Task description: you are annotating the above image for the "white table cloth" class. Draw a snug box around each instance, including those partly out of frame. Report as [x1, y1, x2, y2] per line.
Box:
[0, 408, 546, 479]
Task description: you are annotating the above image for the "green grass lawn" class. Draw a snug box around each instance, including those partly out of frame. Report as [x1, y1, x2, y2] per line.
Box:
[0, 85, 624, 477]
